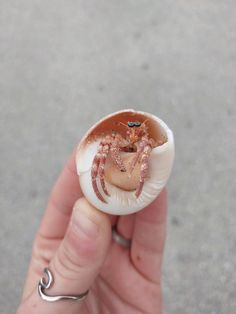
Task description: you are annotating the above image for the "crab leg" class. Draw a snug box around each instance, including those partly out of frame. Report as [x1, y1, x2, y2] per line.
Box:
[91, 145, 107, 203]
[110, 134, 127, 172]
[98, 144, 110, 196]
[135, 141, 153, 198]
[129, 138, 147, 175]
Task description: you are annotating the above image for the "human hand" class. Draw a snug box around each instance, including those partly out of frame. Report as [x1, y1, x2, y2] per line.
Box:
[17, 148, 167, 314]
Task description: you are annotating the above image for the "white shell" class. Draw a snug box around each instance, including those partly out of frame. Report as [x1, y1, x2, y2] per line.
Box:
[76, 109, 175, 215]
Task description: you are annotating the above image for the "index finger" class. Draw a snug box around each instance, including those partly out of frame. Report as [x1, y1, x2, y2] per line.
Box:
[38, 147, 83, 240]
[22, 148, 84, 299]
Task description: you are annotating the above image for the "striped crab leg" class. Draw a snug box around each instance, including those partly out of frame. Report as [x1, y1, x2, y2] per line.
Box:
[98, 143, 110, 197]
[135, 139, 154, 198]
[91, 143, 107, 203]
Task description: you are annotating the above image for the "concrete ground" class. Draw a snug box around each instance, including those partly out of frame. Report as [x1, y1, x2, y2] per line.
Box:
[0, 1, 236, 313]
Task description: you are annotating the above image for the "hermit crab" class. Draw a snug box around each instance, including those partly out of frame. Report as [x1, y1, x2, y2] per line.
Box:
[76, 109, 174, 215]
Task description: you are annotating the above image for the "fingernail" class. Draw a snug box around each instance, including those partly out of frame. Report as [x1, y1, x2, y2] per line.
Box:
[72, 210, 99, 238]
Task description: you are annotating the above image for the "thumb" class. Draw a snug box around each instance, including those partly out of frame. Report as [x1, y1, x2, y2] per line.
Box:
[50, 197, 111, 295]
[18, 197, 111, 314]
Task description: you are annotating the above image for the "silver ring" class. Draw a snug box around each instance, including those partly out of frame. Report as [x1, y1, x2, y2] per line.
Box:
[112, 226, 131, 249]
[38, 268, 89, 302]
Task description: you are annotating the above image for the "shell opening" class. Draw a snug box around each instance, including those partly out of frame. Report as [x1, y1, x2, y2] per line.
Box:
[76, 109, 174, 215]
[84, 111, 169, 192]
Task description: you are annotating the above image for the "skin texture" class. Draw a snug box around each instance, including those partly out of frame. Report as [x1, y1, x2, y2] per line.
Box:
[17, 147, 167, 314]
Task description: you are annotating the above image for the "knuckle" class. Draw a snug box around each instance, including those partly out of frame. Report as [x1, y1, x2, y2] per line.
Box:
[32, 236, 50, 265]
[32, 233, 61, 267]
[66, 224, 99, 260]
[54, 243, 87, 281]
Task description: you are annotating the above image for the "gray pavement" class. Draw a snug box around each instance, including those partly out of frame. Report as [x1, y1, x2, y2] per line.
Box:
[1, 1, 236, 313]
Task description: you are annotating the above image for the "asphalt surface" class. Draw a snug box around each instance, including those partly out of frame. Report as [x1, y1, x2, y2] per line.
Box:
[0, 1, 236, 313]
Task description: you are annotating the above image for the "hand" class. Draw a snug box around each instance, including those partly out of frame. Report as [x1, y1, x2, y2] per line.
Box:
[17, 148, 167, 314]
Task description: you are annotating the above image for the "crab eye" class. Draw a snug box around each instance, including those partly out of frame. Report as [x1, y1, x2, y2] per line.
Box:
[134, 121, 141, 127]
[127, 121, 135, 127]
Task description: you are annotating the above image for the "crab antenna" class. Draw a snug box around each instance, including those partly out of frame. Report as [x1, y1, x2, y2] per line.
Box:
[118, 121, 129, 129]
[142, 119, 149, 127]
[142, 119, 149, 125]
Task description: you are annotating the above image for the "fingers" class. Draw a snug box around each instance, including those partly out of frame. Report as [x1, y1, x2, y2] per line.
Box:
[22, 148, 83, 299]
[19, 198, 111, 314]
[22, 146, 118, 300]
[131, 189, 167, 284]
[38, 147, 83, 240]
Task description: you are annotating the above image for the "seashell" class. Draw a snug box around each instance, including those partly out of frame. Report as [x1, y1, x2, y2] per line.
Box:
[76, 109, 175, 215]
